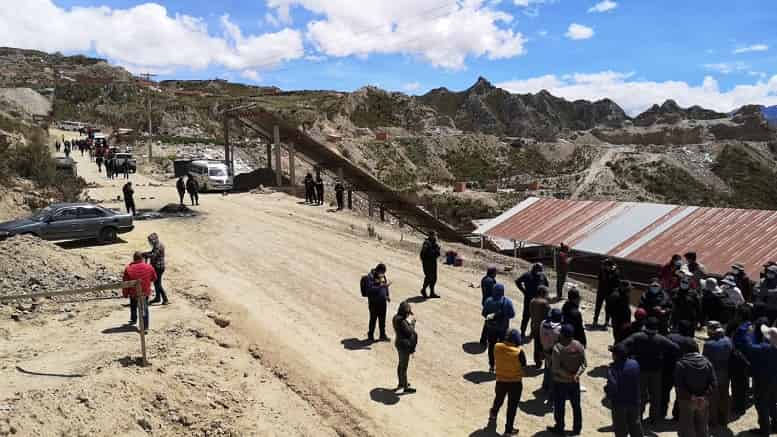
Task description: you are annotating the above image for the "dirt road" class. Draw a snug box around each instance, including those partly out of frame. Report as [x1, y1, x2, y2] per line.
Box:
[2, 131, 757, 436]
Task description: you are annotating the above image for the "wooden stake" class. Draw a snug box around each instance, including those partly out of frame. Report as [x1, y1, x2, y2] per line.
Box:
[135, 281, 148, 367]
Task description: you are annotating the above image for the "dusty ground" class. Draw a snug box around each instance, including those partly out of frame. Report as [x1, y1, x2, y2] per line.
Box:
[0, 129, 757, 436]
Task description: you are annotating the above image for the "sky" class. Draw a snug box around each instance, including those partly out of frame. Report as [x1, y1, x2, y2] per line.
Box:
[1, 0, 776, 115]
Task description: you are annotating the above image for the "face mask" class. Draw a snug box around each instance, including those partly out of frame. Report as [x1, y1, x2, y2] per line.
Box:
[768, 273, 776, 280]
[680, 283, 689, 290]
[649, 286, 660, 294]
[674, 260, 682, 267]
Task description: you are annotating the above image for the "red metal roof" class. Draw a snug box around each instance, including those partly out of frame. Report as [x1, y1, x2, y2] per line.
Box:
[478, 197, 777, 278]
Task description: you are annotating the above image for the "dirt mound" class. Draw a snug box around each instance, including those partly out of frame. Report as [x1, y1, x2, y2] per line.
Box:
[0, 235, 120, 320]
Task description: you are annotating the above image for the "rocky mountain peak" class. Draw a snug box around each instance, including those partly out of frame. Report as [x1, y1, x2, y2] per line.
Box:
[660, 99, 681, 112]
[467, 76, 496, 95]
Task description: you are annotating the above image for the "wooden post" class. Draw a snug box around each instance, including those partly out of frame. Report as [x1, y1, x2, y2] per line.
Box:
[135, 281, 148, 367]
[368, 195, 374, 217]
[274, 125, 282, 187]
[513, 240, 518, 269]
[347, 190, 353, 209]
[480, 235, 485, 249]
[380, 204, 385, 222]
[266, 143, 273, 170]
[223, 117, 231, 176]
[289, 142, 296, 188]
[337, 167, 344, 182]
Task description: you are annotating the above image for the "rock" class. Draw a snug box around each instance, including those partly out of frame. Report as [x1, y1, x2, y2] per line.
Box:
[248, 344, 262, 360]
[137, 417, 152, 431]
[213, 317, 230, 328]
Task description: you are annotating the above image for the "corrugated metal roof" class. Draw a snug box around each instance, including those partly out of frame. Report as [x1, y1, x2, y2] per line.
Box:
[476, 196, 777, 278]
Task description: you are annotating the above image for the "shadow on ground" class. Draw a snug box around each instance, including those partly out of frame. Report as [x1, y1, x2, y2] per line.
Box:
[462, 342, 486, 355]
[369, 388, 400, 405]
[463, 370, 495, 384]
[57, 238, 127, 249]
[341, 338, 373, 351]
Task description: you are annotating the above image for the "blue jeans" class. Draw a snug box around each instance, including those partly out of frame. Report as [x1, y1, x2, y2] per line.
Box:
[130, 296, 149, 329]
[553, 382, 582, 432]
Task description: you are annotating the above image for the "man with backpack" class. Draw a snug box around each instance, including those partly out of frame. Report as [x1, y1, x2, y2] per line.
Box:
[480, 266, 498, 346]
[540, 308, 563, 394]
[482, 283, 516, 373]
[675, 343, 717, 437]
[363, 264, 391, 342]
[419, 231, 441, 298]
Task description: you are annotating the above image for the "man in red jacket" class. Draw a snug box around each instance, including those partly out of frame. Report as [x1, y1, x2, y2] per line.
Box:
[123, 252, 157, 330]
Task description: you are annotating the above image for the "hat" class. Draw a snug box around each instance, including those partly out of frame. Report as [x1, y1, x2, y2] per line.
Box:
[707, 321, 725, 337]
[731, 263, 745, 272]
[721, 277, 737, 287]
[560, 324, 575, 338]
[704, 278, 718, 289]
[634, 308, 648, 320]
[533, 263, 544, 271]
[645, 316, 660, 333]
[507, 329, 522, 346]
[768, 265, 777, 274]
[761, 325, 777, 348]
[493, 283, 505, 296]
[549, 308, 563, 323]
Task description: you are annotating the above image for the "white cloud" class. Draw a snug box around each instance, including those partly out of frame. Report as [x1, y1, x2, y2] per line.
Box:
[0, 1, 304, 73]
[565, 23, 594, 40]
[497, 71, 777, 115]
[241, 70, 261, 81]
[588, 1, 617, 13]
[733, 44, 769, 54]
[266, 0, 526, 70]
[703, 62, 749, 74]
[402, 82, 421, 92]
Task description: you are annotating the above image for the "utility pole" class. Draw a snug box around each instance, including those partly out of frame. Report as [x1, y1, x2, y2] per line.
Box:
[139, 73, 157, 159]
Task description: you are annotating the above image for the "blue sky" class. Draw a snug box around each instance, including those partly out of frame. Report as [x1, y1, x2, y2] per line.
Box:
[2, 0, 776, 113]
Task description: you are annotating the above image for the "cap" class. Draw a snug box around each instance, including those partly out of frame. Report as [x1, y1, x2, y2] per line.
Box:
[721, 277, 737, 287]
[768, 265, 777, 274]
[533, 263, 544, 271]
[645, 316, 660, 333]
[634, 308, 648, 320]
[731, 263, 745, 271]
[560, 324, 575, 338]
[507, 329, 522, 346]
[549, 308, 563, 322]
[707, 321, 724, 336]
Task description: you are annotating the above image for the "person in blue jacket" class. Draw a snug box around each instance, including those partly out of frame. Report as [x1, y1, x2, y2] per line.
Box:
[515, 263, 549, 338]
[606, 343, 643, 437]
[366, 263, 391, 342]
[483, 283, 516, 373]
[736, 320, 777, 436]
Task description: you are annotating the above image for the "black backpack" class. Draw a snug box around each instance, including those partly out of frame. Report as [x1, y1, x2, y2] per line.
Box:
[360, 275, 370, 297]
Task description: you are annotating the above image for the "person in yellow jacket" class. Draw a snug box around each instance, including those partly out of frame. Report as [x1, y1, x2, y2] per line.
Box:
[488, 329, 527, 437]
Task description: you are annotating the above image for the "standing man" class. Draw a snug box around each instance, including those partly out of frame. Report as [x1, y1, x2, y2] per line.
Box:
[483, 283, 516, 373]
[304, 173, 315, 204]
[480, 265, 498, 346]
[529, 285, 551, 367]
[315, 175, 325, 206]
[122, 159, 130, 179]
[606, 343, 644, 437]
[619, 317, 680, 425]
[730, 263, 753, 303]
[122, 181, 136, 216]
[563, 287, 587, 347]
[672, 274, 703, 331]
[737, 323, 777, 436]
[488, 329, 527, 437]
[393, 301, 417, 394]
[547, 324, 586, 436]
[675, 343, 717, 437]
[684, 252, 706, 288]
[540, 309, 563, 394]
[608, 281, 633, 344]
[555, 243, 573, 301]
[186, 175, 199, 206]
[334, 179, 345, 211]
[703, 321, 733, 428]
[419, 231, 441, 298]
[122, 251, 157, 330]
[594, 258, 620, 328]
[366, 263, 391, 342]
[176, 176, 186, 206]
[515, 263, 549, 339]
[143, 233, 168, 305]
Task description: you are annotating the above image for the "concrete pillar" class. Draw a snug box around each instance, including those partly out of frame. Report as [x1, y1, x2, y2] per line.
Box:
[274, 125, 282, 187]
[289, 142, 296, 187]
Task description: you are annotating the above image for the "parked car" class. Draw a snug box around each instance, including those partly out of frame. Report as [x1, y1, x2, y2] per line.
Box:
[0, 203, 134, 243]
[111, 153, 137, 173]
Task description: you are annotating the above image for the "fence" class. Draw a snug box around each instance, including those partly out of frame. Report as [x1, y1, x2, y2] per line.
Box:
[0, 280, 149, 366]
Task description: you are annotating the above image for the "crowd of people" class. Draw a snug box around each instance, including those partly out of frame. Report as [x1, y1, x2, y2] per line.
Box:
[360, 240, 771, 437]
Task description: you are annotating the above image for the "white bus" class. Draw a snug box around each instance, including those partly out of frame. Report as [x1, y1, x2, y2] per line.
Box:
[188, 160, 233, 192]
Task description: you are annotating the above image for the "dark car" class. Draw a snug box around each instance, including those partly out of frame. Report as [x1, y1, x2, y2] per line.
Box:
[111, 153, 137, 173]
[0, 203, 134, 243]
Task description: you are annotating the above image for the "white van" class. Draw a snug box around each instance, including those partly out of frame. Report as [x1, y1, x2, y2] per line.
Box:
[188, 160, 233, 192]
